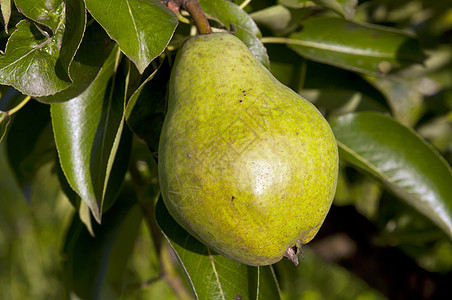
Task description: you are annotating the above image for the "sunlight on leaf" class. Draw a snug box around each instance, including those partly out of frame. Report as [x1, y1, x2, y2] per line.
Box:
[51, 46, 124, 222]
[331, 112, 452, 239]
[85, 0, 177, 73]
[286, 17, 426, 76]
[0, 0, 86, 96]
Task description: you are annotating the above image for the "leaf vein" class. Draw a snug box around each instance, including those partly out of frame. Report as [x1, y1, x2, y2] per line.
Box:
[207, 248, 226, 300]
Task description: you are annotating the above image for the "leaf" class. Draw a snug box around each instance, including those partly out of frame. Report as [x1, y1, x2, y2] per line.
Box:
[287, 17, 427, 76]
[155, 199, 281, 300]
[0, 0, 86, 96]
[251, 5, 307, 36]
[198, 0, 269, 68]
[367, 77, 424, 127]
[4, 99, 54, 198]
[251, 5, 292, 33]
[199, 0, 260, 37]
[62, 185, 142, 300]
[276, 248, 387, 299]
[265, 44, 390, 113]
[330, 112, 452, 239]
[85, 0, 177, 73]
[14, 0, 64, 34]
[51, 46, 126, 222]
[14, 0, 86, 80]
[313, 0, 358, 19]
[0, 0, 11, 33]
[234, 26, 270, 69]
[125, 58, 169, 152]
[37, 22, 108, 103]
[58, 0, 87, 76]
[299, 60, 390, 114]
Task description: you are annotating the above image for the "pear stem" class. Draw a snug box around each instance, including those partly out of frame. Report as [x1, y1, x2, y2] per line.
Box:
[171, 0, 213, 35]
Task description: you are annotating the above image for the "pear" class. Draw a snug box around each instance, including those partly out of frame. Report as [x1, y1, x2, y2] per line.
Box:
[158, 33, 338, 266]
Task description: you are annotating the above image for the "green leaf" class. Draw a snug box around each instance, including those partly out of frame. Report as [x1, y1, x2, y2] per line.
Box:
[287, 17, 427, 76]
[251, 5, 292, 33]
[300, 60, 390, 114]
[313, 0, 358, 19]
[0, 20, 69, 96]
[0, 0, 86, 96]
[278, 0, 312, 9]
[276, 247, 387, 299]
[155, 199, 281, 300]
[14, 0, 64, 34]
[62, 185, 142, 300]
[51, 46, 126, 222]
[198, 0, 269, 68]
[57, 0, 87, 77]
[0, 0, 11, 33]
[199, 0, 260, 37]
[4, 100, 54, 197]
[37, 22, 108, 103]
[251, 5, 307, 36]
[85, 0, 177, 73]
[330, 112, 452, 239]
[14, 0, 86, 78]
[367, 77, 424, 127]
[125, 59, 169, 152]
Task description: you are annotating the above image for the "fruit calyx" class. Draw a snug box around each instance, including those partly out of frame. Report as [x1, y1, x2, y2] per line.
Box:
[283, 242, 304, 266]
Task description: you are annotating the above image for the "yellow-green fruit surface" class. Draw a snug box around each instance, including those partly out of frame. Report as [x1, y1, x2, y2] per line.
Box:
[158, 33, 338, 266]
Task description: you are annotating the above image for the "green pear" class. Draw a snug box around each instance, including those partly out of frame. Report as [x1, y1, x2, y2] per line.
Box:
[158, 33, 338, 266]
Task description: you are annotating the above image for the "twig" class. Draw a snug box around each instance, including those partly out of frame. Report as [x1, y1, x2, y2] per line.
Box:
[165, 0, 212, 34]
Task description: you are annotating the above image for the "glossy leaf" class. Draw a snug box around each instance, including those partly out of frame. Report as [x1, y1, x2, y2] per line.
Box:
[51, 46, 125, 222]
[62, 186, 142, 300]
[0, 20, 69, 96]
[156, 199, 281, 300]
[15, 0, 86, 78]
[199, 0, 269, 68]
[0, 0, 86, 96]
[287, 17, 426, 76]
[85, 0, 177, 73]
[199, 0, 260, 36]
[14, 0, 64, 34]
[330, 112, 452, 239]
[58, 0, 87, 78]
[37, 22, 108, 103]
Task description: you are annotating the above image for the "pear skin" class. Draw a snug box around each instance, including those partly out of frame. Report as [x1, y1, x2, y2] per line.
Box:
[158, 33, 338, 266]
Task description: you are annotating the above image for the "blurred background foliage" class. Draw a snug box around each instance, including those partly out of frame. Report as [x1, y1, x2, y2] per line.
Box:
[1, 0, 452, 299]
